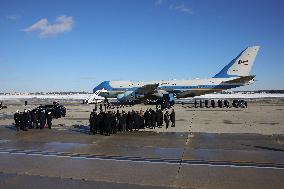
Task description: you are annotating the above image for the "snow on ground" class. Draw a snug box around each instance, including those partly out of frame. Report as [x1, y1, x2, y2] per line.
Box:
[1, 93, 284, 101]
[0, 94, 91, 100]
[195, 93, 284, 99]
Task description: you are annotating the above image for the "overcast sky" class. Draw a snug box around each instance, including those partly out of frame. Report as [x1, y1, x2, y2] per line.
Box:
[1, 0, 284, 92]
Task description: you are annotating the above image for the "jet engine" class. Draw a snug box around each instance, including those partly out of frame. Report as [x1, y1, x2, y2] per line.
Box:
[117, 91, 136, 102]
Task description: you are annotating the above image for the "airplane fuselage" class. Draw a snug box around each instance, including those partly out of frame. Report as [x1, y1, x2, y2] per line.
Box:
[94, 76, 252, 99]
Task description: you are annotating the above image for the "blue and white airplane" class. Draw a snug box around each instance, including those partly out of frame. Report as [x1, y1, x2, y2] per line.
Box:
[89, 46, 260, 103]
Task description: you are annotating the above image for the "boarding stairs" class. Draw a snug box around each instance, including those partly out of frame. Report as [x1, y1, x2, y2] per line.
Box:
[86, 89, 106, 104]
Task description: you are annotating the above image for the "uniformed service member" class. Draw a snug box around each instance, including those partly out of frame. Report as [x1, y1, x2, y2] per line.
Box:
[164, 111, 170, 129]
[170, 109, 175, 127]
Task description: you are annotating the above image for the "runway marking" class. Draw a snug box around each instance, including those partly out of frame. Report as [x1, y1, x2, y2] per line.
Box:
[0, 148, 283, 170]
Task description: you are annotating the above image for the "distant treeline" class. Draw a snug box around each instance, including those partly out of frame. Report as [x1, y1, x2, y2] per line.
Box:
[0, 92, 92, 95]
[1, 90, 284, 95]
[256, 90, 284, 94]
[233, 90, 284, 94]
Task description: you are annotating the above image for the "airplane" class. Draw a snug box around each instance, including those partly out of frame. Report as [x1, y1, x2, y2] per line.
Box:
[87, 46, 260, 104]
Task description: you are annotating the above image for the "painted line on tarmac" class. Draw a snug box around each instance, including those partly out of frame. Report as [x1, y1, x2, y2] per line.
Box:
[0, 148, 283, 170]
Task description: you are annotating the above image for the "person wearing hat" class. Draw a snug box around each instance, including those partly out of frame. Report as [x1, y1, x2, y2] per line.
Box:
[22, 109, 29, 131]
[46, 111, 53, 129]
[39, 110, 46, 129]
[14, 110, 21, 131]
[164, 110, 170, 129]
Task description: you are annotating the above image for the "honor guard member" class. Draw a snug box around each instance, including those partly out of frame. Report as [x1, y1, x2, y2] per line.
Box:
[205, 100, 209, 108]
[22, 109, 29, 131]
[105, 111, 112, 136]
[217, 100, 222, 108]
[170, 109, 175, 127]
[194, 100, 198, 108]
[164, 111, 170, 129]
[199, 100, 203, 108]
[46, 111, 53, 129]
[39, 109, 46, 129]
[27, 109, 32, 129]
[31, 109, 39, 129]
[224, 100, 229, 108]
[126, 111, 133, 131]
[211, 100, 215, 108]
[144, 109, 150, 128]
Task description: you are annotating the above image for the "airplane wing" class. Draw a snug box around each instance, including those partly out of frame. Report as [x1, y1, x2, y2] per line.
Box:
[135, 83, 159, 95]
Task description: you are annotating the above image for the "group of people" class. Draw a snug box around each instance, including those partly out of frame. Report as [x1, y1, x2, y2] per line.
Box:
[13, 101, 67, 131]
[14, 108, 53, 131]
[89, 108, 176, 136]
[193, 99, 248, 108]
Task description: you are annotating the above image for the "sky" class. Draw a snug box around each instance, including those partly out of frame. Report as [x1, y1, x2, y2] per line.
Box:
[0, 0, 284, 92]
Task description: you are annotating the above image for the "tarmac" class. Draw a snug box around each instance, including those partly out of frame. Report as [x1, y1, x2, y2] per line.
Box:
[0, 98, 284, 188]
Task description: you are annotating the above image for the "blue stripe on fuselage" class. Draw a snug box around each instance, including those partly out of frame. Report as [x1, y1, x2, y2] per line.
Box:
[94, 81, 242, 93]
[97, 85, 242, 92]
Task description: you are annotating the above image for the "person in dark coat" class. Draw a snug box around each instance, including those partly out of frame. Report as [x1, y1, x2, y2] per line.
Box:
[116, 110, 122, 132]
[104, 103, 107, 112]
[144, 109, 150, 128]
[205, 100, 209, 108]
[159, 110, 164, 126]
[14, 110, 21, 131]
[120, 111, 127, 132]
[31, 110, 39, 129]
[132, 111, 139, 131]
[27, 110, 32, 129]
[170, 109, 175, 127]
[105, 111, 112, 136]
[98, 112, 105, 135]
[218, 100, 223, 108]
[199, 100, 203, 108]
[211, 100, 215, 108]
[164, 111, 170, 129]
[126, 111, 133, 131]
[156, 109, 161, 127]
[22, 109, 29, 131]
[46, 111, 53, 129]
[139, 110, 144, 129]
[224, 100, 229, 108]
[89, 110, 97, 134]
[151, 109, 156, 129]
[111, 112, 117, 134]
[39, 110, 46, 129]
[194, 100, 198, 108]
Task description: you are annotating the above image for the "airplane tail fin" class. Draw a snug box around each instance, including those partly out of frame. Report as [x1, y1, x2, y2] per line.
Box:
[213, 46, 260, 78]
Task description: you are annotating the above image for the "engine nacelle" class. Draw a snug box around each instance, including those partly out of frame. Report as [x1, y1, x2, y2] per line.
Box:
[117, 91, 136, 102]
